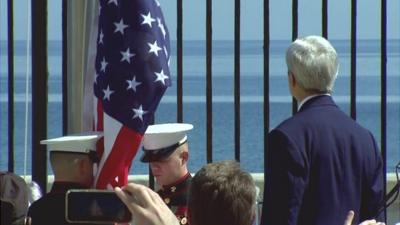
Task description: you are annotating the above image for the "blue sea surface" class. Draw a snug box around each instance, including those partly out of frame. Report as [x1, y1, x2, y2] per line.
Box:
[0, 40, 399, 174]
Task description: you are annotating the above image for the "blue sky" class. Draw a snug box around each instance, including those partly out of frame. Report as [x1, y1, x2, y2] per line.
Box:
[1, 0, 399, 40]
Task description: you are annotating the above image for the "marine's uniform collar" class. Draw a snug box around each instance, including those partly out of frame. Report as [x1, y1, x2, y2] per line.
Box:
[161, 172, 191, 194]
[157, 172, 192, 225]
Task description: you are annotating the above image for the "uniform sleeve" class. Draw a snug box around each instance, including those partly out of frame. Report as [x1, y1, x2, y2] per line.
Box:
[261, 129, 307, 225]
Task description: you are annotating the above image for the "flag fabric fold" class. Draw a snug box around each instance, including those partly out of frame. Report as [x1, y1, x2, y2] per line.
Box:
[93, 0, 171, 189]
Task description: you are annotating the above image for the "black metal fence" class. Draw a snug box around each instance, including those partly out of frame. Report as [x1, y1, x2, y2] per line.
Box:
[3, 0, 392, 220]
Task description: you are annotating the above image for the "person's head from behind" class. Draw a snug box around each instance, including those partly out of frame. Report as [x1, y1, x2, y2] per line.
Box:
[188, 160, 257, 225]
[49, 152, 95, 188]
[140, 123, 193, 186]
[0, 172, 29, 225]
[286, 35, 339, 99]
[41, 133, 103, 188]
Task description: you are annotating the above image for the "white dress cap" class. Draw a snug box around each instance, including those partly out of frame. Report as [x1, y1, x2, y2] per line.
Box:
[40, 132, 103, 154]
[143, 123, 193, 150]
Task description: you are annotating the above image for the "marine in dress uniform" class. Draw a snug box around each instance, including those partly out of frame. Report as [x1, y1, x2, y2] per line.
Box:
[140, 123, 193, 225]
[27, 133, 104, 225]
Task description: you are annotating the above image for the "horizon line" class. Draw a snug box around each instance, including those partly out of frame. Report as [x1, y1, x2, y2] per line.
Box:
[1, 38, 400, 42]
[1, 94, 399, 104]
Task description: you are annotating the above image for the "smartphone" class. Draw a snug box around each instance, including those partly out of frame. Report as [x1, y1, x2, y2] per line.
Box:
[65, 189, 132, 224]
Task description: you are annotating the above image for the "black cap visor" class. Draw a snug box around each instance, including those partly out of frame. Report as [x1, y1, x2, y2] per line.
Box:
[140, 140, 187, 162]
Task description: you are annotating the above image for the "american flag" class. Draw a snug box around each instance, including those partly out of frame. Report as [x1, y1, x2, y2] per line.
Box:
[93, 0, 171, 189]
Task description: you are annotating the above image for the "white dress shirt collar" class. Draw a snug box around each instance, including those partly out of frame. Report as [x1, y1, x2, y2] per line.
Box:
[298, 93, 331, 111]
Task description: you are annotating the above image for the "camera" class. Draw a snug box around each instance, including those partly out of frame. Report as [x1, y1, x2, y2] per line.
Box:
[65, 189, 132, 223]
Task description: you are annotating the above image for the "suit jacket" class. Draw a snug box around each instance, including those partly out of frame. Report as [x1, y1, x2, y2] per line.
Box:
[261, 95, 384, 225]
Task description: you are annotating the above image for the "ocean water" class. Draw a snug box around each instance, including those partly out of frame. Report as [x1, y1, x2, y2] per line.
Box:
[0, 40, 399, 175]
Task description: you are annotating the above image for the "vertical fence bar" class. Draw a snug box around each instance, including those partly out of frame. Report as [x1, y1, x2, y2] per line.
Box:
[380, 0, 387, 221]
[177, 0, 183, 123]
[322, 0, 328, 39]
[31, 0, 48, 192]
[7, 0, 15, 172]
[206, 0, 212, 163]
[62, 0, 67, 135]
[234, 0, 240, 162]
[350, 0, 357, 120]
[291, 0, 298, 114]
[263, 0, 270, 189]
[292, 0, 298, 41]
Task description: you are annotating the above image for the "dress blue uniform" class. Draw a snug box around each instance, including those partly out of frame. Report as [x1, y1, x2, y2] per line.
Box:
[28, 182, 108, 225]
[261, 95, 384, 225]
[157, 172, 191, 225]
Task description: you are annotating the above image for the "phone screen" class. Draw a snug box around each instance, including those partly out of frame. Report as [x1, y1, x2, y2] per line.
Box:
[66, 189, 132, 223]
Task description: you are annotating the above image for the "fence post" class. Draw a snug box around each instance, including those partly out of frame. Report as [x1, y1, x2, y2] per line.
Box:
[31, 0, 48, 192]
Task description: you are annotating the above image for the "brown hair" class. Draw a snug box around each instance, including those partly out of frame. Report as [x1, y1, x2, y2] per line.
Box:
[188, 160, 256, 225]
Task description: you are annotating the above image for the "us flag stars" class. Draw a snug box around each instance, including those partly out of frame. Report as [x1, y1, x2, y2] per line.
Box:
[132, 105, 148, 121]
[103, 85, 114, 101]
[148, 41, 162, 56]
[98, 30, 104, 44]
[108, 0, 118, 6]
[93, 0, 171, 190]
[141, 12, 156, 28]
[155, 70, 169, 85]
[114, 19, 128, 34]
[100, 58, 108, 72]
[120, 48, 135, 63]
[157, 18, 167, 39]
[126, 76, 141, 92]
[94, 0, 171, 126]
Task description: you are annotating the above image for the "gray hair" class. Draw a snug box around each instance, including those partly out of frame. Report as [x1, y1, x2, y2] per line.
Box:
[286, 35, 339, 93]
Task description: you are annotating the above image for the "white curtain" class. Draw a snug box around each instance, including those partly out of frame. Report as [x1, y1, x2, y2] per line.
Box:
[66, 0, 98, 133]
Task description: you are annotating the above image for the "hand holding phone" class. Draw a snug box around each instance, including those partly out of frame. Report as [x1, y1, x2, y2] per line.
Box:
[66, 189, 132, 224]
[115, 184, 180, 225]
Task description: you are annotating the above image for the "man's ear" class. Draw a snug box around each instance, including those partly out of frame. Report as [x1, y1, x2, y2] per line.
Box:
[181, 151, 189, 164]
[78, 157, 89, 174]
[288, 72, 297, 87]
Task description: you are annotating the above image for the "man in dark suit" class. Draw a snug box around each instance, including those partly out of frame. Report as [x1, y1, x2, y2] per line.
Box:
[27, 133, 103, 225]
[261, 36, 384, 225]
